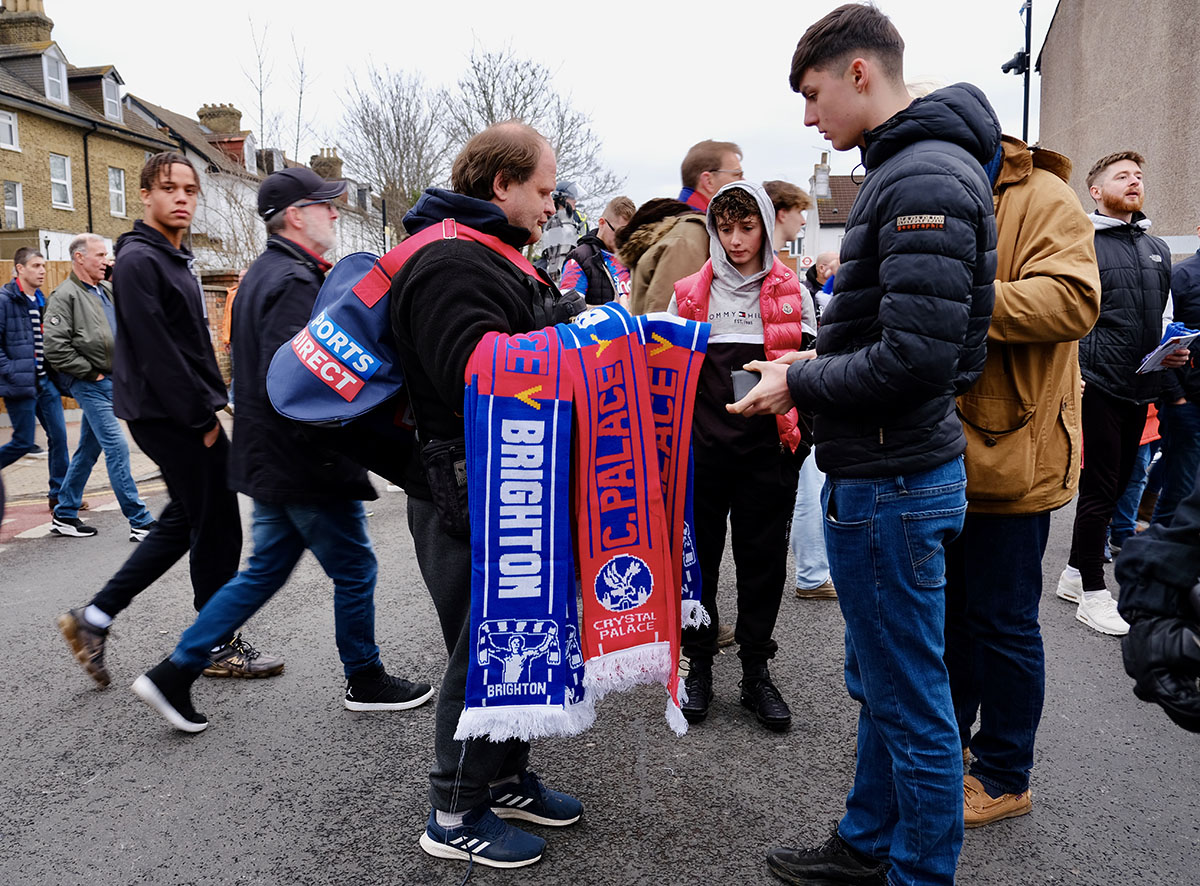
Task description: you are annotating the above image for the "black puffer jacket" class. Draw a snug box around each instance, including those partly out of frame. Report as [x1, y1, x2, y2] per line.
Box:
[228, 236, 376, 504]
[390, 188, 564, 498]
[1080, 212, 1174, 405]
[786, 83, 999, 478]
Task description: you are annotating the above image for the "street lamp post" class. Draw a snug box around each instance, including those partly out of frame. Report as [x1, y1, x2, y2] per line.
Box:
[1001, 0, 1033, 143]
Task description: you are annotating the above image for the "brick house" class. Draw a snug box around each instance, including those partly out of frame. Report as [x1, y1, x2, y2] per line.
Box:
[0, 0, 176, 260]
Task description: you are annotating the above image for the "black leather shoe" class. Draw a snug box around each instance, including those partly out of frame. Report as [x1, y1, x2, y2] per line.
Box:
[681, 657, 713, 723]
[740, 663, 792, 731]
[766, 826, 889, 885]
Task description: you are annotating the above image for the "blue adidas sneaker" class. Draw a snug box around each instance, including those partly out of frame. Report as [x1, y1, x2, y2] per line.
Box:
[419, 806, 545, 868]
[490, 770, 583, 826]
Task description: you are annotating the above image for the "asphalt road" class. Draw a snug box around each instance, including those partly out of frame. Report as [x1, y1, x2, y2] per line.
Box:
[1, 486, 1197, 886]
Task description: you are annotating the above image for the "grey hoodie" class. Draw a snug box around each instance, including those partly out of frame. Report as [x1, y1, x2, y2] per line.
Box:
[703, 181, 777, 341]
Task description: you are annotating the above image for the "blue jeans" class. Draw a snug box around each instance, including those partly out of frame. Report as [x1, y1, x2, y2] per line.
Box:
[55, 377, 152, 526]
[1152, 400, 1200, 527]
[0, 375, 68, 498]
[944, 511, 1050, 796]
[790, 451, 830, 589]
[170, 499, 381, 678]
[1110, 441, 1156, 541]
[823, 457, 966, 886]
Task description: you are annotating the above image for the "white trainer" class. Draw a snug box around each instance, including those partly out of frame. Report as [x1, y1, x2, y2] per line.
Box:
[1056, 565, 1082, 603]
[1076, 590, 1130, 636]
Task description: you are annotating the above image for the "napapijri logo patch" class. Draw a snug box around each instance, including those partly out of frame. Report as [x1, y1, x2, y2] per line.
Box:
[896, 214, 946, 231]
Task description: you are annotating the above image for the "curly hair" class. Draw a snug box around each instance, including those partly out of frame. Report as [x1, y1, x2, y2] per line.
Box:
[709, 187, 762, 227]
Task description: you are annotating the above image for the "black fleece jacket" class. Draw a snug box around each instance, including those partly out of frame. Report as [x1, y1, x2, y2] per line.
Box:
[112, 221, 227, 431]
[390, 188, 562, 497]
[786, 83, 999, 479]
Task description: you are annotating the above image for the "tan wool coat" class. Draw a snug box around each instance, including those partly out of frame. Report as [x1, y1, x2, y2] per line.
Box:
[620, 213, 709, 315]
[958, 135, 1102, 514]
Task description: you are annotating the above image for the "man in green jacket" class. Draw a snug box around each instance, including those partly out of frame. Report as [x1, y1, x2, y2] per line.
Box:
[43, 233, 155, 540]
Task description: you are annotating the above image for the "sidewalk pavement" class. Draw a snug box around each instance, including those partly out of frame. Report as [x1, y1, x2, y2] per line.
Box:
[0, 412, 232, 543]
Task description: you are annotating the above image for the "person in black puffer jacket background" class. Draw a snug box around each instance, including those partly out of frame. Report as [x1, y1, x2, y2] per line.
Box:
[733, 6, 998, 885]
[1056, 151, 1189, 637]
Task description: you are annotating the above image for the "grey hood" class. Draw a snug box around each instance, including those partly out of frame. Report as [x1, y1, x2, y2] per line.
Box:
[706, 180, 776, 297]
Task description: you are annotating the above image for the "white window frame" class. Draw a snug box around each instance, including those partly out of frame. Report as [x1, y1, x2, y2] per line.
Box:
[49, 153, 73, 209]
[0, 110, 18, 151]
[108, 166, 126, 217]
[3, 180, 23, 229]
[42, 50, 68, 106]
[102, 78, 122, 121]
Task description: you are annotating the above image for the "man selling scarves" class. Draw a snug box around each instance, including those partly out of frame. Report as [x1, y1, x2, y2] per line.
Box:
[389, 121, 586, 870]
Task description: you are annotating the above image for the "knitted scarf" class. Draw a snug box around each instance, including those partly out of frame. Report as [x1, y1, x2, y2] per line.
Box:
[458, 305, 709, 739]
[456, 327, 593, 741]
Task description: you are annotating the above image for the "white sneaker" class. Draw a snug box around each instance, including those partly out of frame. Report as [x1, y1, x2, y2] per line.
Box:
[1076, 590, 1130, 636]
[1057, 565, 1082, 602]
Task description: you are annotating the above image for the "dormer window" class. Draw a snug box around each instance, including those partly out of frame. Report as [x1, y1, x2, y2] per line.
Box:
[102, 78, 122, 122]
[42, 49, 68, 106]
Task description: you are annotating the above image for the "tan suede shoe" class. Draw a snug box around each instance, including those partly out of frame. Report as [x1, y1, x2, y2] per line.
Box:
[963, 774, 1032, 828]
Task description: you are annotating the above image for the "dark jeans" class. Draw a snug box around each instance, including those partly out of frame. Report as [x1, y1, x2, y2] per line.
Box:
[683, 447, 800, 665]
[170, 499, 381, 678]
[824, 457, 967, 886]
[0, 375, 68, 499]
[91, 419, 242, 619]
[945, 511, 1050, 796]
[1151, 399, 1200, 527]
[1110, 441, 1157, 541]
[1068, 388, 1147, 591]
[407, 496, 528, 813]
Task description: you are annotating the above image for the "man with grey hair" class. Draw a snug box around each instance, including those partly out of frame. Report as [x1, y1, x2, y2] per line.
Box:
[43, 233, 155, 540]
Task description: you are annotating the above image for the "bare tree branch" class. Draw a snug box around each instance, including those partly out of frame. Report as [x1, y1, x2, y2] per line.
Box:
[338, 67, 451, 230]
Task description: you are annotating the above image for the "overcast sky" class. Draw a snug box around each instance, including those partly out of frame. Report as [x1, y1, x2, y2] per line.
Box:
[42, 0, 1054, 205]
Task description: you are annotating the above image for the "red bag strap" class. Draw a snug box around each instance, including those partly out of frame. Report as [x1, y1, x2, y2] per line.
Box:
[353, 218, 548, 309]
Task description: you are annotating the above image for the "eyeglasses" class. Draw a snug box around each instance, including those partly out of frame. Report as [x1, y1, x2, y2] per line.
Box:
[709, 168, 744, 178]
[294, 199, 334, 210]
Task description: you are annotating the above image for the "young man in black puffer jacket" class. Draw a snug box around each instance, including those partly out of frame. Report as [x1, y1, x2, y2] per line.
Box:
[731, 6, 998, 885]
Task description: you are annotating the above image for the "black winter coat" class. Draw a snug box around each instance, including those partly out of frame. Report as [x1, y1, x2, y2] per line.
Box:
[227, 236, 376, 504]
[1169, 249, 1200, 401]
[112, 221, 227, 430]
[390, 188, 563, 499]
[1079, 213, 1173, 406]
[786, 83, 999, 478]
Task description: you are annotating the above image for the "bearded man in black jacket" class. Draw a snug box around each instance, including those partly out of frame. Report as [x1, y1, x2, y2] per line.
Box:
[1056, 152, 1188, 637]
[732, 6, 999, 885]
[391, 121, 583, 870]
[57, 153, 282, 690]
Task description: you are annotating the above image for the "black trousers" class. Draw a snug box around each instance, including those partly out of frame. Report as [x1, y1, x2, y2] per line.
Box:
[683, 446, 800, 665]
[91, 419, 242, 619]
[407, 496, 528, 813]
[1067, 388, 1148, 591]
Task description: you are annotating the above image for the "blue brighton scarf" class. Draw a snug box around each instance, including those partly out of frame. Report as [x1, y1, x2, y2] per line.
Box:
[456, 327, 593, 741]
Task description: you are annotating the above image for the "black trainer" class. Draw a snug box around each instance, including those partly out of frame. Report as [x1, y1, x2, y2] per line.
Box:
[51, 515, 97, 537]
[131, 659, 207, 733]
[741, 663, 792, 732]
[344, 667, 434, 711]
[767, 826, 889, 885]
[681, 656, 713, 723]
